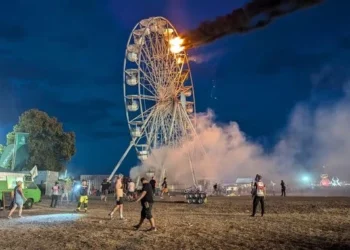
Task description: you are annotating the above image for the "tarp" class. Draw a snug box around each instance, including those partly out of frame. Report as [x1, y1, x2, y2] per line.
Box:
[12, 132, 29, 171]
[0, 144, 15, 169]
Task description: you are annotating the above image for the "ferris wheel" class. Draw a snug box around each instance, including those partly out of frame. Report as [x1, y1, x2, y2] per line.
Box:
[108, 17, 197, 181]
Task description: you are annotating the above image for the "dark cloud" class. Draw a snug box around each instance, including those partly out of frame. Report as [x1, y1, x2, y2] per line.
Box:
[0, 22, 27, 42]
[110, 120, 127, 127]
[0, 80, 20, 124]
[0, 58, 83, 85]
[256, 49, 331, 76]
[51, 35, 90, 50]
[86, 131, 129, 140]
[338, 35, 350, 50]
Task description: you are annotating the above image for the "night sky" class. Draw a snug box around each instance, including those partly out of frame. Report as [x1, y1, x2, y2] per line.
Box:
[0, 0, 349, 176]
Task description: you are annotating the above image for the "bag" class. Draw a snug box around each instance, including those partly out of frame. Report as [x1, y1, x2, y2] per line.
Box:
[8, 200, 14, 210]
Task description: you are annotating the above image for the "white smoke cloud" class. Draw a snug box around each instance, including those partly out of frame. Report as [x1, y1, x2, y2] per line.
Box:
[130, 81, 350, 187]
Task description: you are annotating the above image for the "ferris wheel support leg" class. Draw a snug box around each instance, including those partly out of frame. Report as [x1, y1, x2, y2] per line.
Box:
[108, 142, 134, 181]
[187, 152, 197, 188]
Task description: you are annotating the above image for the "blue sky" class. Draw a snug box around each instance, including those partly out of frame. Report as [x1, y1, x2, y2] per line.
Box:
[0, 0, 349, 175]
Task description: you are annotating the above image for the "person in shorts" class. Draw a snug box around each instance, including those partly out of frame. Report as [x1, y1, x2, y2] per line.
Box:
[76, 180, 89, 213]
[8, 181, 27, 219]
[160, 177, 171, 198]
[108, 175, 125, 220]
[134, 177, 156, 231]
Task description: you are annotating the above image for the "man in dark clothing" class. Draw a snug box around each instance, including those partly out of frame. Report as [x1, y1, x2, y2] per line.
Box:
[100, 179, 111, 202]
[251, 174, 266, 217]
[281, 180, 286, 196]
[213, 183, 218, 195]
[134, 177, 156, 231]
[149, 177, 156, 196]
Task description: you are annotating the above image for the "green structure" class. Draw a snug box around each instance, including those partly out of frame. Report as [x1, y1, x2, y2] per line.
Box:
[0, 144, 14, 169]
[12, 132, 30, 171]
[0, 132, 29, 171]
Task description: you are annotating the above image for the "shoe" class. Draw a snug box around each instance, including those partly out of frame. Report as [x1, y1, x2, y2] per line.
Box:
[108, 213, 113, 219]
[8, 216, 12, 219]
[76, 208, 80, 212]
[19, 215, 24, 218]
[250, 214, 255, 217]
[133, 225, 140, 230]
[146, 227, 157, 232]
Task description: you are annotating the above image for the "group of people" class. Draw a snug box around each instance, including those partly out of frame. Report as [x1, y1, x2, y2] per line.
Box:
[100, 175, 170, 231]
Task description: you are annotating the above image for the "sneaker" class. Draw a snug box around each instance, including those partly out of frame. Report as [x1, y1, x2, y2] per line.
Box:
[146, 227, 157, 232]
[8, 216, 12, 219]
[133, 225, 140, 230]
[108, 213, 114, 219]
[19, 215, 24, 218]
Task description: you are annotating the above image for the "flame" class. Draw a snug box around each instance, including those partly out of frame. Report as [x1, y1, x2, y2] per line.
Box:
[169, 37, 185, 54]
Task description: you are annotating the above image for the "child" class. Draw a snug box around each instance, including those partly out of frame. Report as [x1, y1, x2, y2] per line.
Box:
[76, 180, 89, 213]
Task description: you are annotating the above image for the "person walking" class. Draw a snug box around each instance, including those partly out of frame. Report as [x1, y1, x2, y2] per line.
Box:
[8, 181, 27, 219]
[281, 180, 286, 196]
[160, 177, 170, 198]
[251, 174, 266, 217]
[50, 182, 60, 208]
[134, 177, 156, 231]
[149, 177, 156, 196]
[100, 179, 111, 202]
[108, 175, 125, 220]
[127, 179, 136, 201]
[61, 181, 70, 204]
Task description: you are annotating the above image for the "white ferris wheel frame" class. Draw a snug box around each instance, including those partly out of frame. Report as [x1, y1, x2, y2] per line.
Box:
[108, 17, 198, 182]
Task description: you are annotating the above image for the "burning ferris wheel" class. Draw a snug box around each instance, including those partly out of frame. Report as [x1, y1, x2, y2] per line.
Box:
[109, 17, 197, 180]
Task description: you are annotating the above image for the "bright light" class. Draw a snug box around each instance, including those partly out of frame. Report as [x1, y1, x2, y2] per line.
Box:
[5, 214, 84, 226]
[301, 175, 310, 182]
[169, 37, 185, 54]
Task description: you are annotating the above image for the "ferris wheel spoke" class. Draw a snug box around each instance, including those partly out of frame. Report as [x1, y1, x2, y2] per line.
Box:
[139, 81, 157, 97]
[128, 105, 155, 124]
[140, 38, 161, 85]
[139, 94, 157, 101]
[138, 65, 158, 91]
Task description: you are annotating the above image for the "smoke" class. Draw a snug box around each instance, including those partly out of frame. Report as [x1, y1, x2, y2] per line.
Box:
[180, 0, 323, 49]
[188, 50, 223, 64]
[130, 81, 350, 186]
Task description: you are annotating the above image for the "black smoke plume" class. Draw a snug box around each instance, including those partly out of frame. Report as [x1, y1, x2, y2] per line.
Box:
[180, 0, 324, 49]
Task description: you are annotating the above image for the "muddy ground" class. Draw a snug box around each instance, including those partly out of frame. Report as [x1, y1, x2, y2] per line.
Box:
[0, 195, 349, 250]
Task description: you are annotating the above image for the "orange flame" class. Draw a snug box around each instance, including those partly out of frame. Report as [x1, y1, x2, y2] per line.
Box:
[169, 37, 185, 54]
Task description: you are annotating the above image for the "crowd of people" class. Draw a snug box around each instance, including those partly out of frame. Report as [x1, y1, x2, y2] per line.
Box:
[6, 173, 289, 231]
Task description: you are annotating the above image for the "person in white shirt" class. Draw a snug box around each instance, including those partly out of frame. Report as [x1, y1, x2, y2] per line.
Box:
[127, 180, 135, 200]
[50, 182, 60, 208]
[251, 174, 266, 217]
[61, 182, 71, 204]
